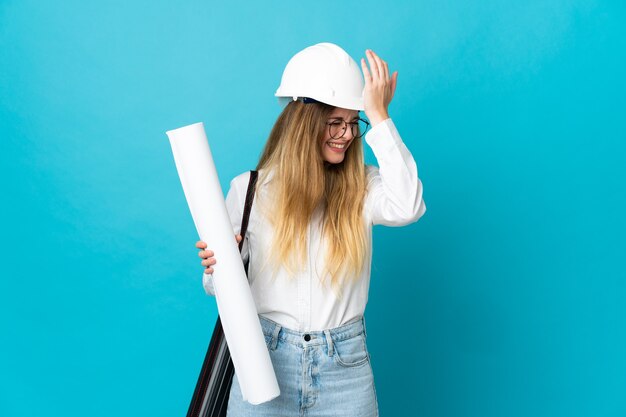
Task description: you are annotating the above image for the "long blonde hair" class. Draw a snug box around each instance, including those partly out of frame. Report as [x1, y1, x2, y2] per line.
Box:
[256, 100, 368, 298]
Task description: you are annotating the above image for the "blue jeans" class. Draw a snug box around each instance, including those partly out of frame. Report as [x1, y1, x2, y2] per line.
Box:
[227, 315, 379, 417]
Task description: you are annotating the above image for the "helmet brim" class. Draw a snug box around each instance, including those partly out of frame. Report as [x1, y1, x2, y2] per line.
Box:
[276, 95, 364, 111]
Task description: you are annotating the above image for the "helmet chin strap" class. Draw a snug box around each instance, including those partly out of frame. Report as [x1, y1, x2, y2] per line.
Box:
[301, 97, 320, 104]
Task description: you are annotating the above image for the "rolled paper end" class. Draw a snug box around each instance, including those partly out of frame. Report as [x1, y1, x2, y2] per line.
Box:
[166, 122, 205, 138]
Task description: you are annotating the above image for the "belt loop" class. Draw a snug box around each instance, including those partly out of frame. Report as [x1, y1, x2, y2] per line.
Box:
[362, 316, 367, 338]
[271, 323, 281, 351]
[323, 330, 334, 357]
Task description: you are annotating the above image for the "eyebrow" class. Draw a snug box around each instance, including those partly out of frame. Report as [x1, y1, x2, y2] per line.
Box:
[328, 116, 360, 122]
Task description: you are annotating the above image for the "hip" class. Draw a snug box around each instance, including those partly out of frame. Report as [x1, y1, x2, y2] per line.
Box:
[227, 314, 379, 416]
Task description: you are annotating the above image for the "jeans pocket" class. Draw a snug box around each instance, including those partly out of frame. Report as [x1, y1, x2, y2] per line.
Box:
[333, 333, 369, 367]
[263, 332, 274, 350]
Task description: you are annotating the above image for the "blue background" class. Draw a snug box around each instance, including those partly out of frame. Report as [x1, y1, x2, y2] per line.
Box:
[1, 1, 625, 416]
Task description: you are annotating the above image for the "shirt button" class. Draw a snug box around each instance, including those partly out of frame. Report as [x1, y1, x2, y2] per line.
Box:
[303, 334, 311, 341]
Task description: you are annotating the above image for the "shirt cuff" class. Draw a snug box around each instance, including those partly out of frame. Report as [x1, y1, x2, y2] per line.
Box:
[202, 272, 216, 296]
[364, 118, 402, 155]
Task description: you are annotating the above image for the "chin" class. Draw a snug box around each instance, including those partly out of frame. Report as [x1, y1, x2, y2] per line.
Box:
[323, 155, 345, 165]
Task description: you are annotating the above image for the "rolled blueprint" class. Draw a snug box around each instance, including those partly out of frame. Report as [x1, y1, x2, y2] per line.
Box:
[166, 122, 280, 405]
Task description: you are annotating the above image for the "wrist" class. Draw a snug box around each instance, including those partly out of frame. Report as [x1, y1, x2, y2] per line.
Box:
[366, 111, 389, 127]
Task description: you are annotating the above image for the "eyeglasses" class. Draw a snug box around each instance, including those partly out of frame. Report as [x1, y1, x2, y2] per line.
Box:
[326, 118, 370, 139]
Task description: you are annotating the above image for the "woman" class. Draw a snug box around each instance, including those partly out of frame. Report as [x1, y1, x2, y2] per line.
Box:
[196, 43, 426, 417]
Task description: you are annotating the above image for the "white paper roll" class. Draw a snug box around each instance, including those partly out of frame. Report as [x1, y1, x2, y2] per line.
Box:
[166, 122, 280, 405]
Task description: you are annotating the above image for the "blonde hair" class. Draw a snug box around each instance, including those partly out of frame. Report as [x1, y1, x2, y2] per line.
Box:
[256, 100, 368, 298]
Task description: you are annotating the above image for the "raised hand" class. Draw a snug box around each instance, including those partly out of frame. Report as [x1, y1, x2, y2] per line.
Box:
[360, 49, 398, 127]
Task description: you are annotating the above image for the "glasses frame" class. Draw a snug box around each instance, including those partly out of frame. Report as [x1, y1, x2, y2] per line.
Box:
[326, 117, 370, 139]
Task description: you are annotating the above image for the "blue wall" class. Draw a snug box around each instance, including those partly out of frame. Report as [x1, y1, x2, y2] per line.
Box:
[1, 1, 624, 416]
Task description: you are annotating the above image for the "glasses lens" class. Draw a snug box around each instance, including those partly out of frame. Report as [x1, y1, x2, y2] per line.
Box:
[328, 120, 345, 139]
[328, 119, 369, 139]
[354, 119, 369, 138]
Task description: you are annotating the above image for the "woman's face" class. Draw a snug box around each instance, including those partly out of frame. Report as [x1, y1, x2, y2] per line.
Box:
[320, 107, 359, 164]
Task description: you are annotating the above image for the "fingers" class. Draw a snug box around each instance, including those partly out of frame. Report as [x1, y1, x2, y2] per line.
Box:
[360, 58, 372, 84]
[202, 254, 216, 275]
[373, 52, 386, 80]
[199, 249, 216, 274]
[198, 249, 214, 258]
[196, 235, 241, 276]
[366, 50, 391, 82]
[201, 258, 216, 267]
[371, 50, 385, 81]
[391, 71, 398, 98]
[365, 49, 380, 80]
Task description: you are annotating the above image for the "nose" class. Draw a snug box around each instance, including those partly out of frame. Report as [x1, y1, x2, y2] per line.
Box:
[342, 123, 355, 140]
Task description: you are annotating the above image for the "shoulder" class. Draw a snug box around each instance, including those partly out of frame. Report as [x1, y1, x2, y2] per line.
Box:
[365, 164, 379, 182]
[365, 164, 378, 175]
[225, 171, 252, 205]
[230, 171, 252, 189]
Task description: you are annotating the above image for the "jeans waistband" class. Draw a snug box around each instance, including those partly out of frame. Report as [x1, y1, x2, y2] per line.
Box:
[259, 315, 366, 349]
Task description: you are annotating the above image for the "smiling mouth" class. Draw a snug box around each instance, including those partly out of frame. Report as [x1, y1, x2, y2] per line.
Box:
[327, 142, 347, 149]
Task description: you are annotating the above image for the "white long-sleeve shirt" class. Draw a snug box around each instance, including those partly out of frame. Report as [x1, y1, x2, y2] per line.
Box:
[202, 118, 426, 332]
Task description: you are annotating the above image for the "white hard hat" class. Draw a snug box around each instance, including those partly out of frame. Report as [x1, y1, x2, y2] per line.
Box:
[275, 42, 365, 111]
